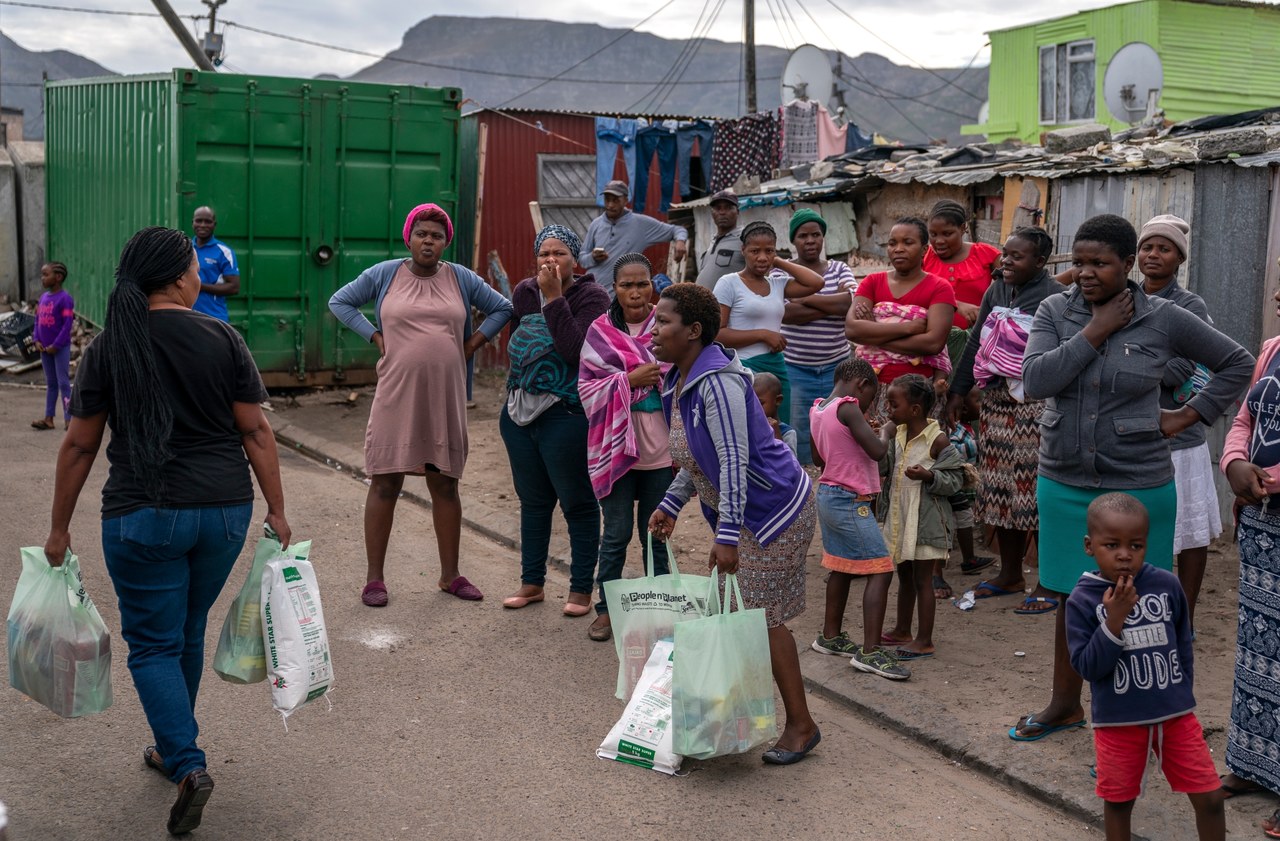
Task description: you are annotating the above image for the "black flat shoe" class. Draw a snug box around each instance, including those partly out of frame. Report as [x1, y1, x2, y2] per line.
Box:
[761, 729, 821, 765]
[167, 768, 214, 835]
[143, 745, 167, 776]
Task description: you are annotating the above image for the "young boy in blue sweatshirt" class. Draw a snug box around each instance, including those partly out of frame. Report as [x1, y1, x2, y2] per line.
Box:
[1066, 492, 1224, 841]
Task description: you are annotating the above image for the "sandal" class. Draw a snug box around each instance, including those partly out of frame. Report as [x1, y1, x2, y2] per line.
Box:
[932, 575, 953, 600]
[960, 556, 995, 575]
[1265, 807, 1280, 839]
[440, 576, 483, 601]
[1014, 596, 1059, 615]
[31, 418, 55, 430]
[1221, 773, 1266, 799]
[361, 580, 388, 607]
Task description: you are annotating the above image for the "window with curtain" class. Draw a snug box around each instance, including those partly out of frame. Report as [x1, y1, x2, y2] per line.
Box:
[1038, 39, 1096, 123]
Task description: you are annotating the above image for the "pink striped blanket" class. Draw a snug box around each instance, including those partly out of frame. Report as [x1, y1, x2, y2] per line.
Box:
[973, 306, 1034, 401]
[854, 301, 951, 377]
[579, 309, 669, 499]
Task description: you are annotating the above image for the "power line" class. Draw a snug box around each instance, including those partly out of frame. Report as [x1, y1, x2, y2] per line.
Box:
[820, 0, 985, 102]
[495, 0, 680, 108]
[0, 0, 746, 87]
[626, 0, 718, 112]
[628, 0, 728, 113]
[792, 0, 983, 120]
[763, 0, 795, 50]
[651, 0, 730, 112]
[0, 0, 161, 15]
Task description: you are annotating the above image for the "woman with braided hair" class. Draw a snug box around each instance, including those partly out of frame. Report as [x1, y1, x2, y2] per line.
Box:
[578, 252, 673, 642]
[501, 224, 610, 615]
[44, 226, 291, 835]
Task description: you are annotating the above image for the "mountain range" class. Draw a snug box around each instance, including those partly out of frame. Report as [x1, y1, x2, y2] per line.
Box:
[1, 17, 988, 143]
[0, 31, 114, 140]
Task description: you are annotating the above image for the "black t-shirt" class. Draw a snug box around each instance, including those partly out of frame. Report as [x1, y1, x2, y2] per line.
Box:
[71, 310, 269, 519]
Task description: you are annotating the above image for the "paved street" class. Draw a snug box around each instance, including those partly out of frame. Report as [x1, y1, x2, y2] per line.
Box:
[0, 382, 1110, 840]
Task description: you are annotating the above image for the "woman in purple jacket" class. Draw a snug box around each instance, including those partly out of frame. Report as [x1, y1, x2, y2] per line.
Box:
[647, 282, 820, 766]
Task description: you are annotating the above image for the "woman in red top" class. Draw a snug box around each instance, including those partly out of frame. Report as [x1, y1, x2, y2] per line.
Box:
[923, 200, 1000, 330]
[846, 217, 956, 419]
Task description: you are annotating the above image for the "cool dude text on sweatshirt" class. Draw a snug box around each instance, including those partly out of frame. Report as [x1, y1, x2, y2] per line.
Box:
[1066, 564, 1196, 726]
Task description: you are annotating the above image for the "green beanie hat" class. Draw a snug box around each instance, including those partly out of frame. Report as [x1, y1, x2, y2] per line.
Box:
[789, 208, 827, 242]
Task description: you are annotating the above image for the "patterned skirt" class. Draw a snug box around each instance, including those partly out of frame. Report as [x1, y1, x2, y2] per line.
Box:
[974, 379, 1043, 531]
[1227, 504, 1280, 793]
[668, 409, 815, 628]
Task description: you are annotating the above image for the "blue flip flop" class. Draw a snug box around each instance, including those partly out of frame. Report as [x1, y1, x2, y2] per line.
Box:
[894, 648, 934, 661]
[973, 581, 1021, 599]
[1014, 596, 1060, 615]
[1008, 713, 1086, 742]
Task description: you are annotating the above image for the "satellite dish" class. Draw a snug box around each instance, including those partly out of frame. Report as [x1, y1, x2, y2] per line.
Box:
[1104, 42, 1163, 124]
[782, 45, 834, 108]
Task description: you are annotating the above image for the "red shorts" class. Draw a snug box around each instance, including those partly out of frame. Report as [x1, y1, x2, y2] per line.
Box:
[1094, 712, 1220, 802]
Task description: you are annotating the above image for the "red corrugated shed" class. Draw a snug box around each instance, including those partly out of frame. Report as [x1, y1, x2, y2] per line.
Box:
[467, 109, 684, 371]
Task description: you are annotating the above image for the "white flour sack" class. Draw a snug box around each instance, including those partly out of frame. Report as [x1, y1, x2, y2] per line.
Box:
[261, 558, 333, 725]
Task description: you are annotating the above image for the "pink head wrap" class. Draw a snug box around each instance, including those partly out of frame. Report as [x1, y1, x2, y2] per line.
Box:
[402, 203, 454, 247]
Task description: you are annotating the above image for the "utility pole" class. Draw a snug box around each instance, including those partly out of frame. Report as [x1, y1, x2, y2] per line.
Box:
[150, 0, 217, 71]
[201, 0, 227, 65]
[744, 0, 757, 114]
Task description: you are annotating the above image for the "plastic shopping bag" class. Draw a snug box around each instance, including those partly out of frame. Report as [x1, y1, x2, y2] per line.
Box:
[596, 639, 681, 775]
[213, 530, 312, 685]
[7, 547, 112, 718]
[261, 554, 333, 724]
[672, 571, 776, 759]
[604, 533, 711, 700]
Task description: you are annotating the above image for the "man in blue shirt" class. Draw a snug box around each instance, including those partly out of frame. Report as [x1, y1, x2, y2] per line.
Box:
[190, 206, 240, 321]
[579, 180, 687, 297]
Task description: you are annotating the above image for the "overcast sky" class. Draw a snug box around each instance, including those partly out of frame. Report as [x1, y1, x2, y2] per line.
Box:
[0, 0, 1202, 79]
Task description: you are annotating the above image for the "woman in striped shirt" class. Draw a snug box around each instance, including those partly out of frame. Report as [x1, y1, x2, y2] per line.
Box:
[779, 209, 857, 465]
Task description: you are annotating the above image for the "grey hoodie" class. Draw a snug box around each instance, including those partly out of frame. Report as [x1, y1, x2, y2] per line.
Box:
[1024, 280, 1254, 490]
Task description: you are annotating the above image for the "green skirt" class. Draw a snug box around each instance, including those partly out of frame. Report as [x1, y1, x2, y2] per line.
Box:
[1035, 476, 1175, 594]
[743, 351, 790, 430]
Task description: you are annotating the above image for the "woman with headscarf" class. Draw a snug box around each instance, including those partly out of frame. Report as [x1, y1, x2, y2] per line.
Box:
[45, 226, 291, 834]
[330, 203, 513, 607]
[501, 224, 610, 615]
[779, 208, 856, 464]
[579, 253, 672, 642]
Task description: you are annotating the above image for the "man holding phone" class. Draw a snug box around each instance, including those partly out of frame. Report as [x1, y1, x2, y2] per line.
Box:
[579, 180, 688, 299]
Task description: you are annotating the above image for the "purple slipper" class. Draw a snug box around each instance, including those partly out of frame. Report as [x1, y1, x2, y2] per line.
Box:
[443, 576, 484, 601]
[361, 580, 388, 607]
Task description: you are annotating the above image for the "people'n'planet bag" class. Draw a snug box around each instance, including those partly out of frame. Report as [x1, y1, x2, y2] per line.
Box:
[7, 548, 112, 718]
[672, 571, 776, 759]
[604, 532, 711, 700]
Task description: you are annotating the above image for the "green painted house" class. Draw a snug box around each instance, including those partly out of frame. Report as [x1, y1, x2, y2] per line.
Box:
[963, 0, 1280, 143]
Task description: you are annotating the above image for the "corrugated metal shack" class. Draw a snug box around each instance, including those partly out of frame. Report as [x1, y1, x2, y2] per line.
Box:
[454, 107, 710, 371]
[670, 112, 1280, 518]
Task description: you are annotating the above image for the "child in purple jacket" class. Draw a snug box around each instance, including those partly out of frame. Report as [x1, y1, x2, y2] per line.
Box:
[31, 262, 74, 430]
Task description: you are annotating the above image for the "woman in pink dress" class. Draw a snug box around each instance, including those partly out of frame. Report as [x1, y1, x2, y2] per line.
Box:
[329, 204, 513, 607]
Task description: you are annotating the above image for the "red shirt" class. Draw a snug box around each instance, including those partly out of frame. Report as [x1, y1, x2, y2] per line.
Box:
[854, 271, 956, 383]
[924, 242, 1000, 328]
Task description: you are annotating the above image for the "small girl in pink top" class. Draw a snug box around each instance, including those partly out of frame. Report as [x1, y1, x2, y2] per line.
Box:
[808, 357, 909, 680]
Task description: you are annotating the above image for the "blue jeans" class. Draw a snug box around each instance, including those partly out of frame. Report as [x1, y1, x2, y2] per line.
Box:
[787, 359, 845, 465]
[595, 117, 638, 205]
[676, 121, 715, 198]
[102, 503, 252, 782]
[633, 126, 677, 214]
[500, 403, 601, 594]
[595, 467, 673, 613]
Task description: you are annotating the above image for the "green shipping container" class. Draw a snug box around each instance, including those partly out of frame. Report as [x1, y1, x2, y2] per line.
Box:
[46, 69, 461, 386]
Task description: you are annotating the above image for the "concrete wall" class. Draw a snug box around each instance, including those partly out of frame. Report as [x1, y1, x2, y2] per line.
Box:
[8, 141, 44, 301]
[0, 149, 18, 301]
